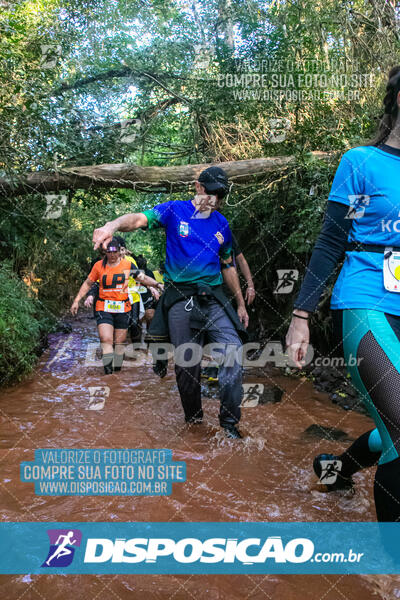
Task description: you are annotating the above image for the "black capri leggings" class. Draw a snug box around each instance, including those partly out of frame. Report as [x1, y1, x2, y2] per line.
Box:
[332, 308, 400, 521]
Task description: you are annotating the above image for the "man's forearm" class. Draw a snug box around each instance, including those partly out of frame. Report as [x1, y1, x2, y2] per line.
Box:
[236, 254, 254, 288]
[137, 273, 161, 288]
[222, 266, 245, 307]
[107, 213, 147, 233]
[93, 213, 148, 250]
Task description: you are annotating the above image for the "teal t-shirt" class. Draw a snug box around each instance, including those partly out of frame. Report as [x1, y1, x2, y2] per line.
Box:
[142, 199, 232, 286]
[330, 145, 400, 315]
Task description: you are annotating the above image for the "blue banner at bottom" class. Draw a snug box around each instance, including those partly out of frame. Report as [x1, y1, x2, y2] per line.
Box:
[1, 522, 400, 574]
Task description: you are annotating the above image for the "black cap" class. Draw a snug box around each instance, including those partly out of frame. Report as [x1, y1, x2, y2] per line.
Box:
[106, 237, 121, 252]
[198, 166, 229, 198]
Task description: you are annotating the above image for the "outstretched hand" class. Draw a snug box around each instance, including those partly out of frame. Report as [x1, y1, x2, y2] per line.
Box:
[93, 223, 115, 250]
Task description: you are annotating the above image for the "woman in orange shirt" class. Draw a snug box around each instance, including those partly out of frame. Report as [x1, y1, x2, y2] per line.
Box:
[71, 238, 162, 374]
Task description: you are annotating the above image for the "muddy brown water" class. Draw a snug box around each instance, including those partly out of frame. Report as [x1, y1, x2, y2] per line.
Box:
[1, 314, 400, 599]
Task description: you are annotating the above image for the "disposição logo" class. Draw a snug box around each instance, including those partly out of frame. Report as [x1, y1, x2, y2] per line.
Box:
[41, 529, 82, 567]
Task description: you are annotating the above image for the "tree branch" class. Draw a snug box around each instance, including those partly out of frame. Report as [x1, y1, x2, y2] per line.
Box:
[52, 68, 189, 97]
[0, 153, 334, 197]
[85, 98, 180, 133]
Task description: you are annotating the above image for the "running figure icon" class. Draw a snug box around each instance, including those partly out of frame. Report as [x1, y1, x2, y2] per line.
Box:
[318, 459, 343, 485]
[45, 531, 77, 566]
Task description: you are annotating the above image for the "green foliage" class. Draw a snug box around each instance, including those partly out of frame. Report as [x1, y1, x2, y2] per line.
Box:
[0, 0, 399, 382]
[0, 260, 56, 386]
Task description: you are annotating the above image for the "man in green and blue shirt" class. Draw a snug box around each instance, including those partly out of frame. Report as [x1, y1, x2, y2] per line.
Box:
[93, 167, 248, 439]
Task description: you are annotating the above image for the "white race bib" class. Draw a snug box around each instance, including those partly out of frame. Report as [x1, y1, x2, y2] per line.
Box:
[104, 300, 125, 313]
[383, 247, 400, 292]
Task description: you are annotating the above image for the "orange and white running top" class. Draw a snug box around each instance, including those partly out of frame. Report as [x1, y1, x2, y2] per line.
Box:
[88, 258, 139, 312]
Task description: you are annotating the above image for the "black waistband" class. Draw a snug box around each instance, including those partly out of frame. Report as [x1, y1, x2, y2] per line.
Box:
[346, 242, 400, 253]
[165, 281, 222, 296]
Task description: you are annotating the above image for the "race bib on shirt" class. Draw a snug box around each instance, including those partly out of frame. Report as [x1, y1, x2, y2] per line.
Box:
[383, 247, 400, 292]
[104, 300, 125, 313]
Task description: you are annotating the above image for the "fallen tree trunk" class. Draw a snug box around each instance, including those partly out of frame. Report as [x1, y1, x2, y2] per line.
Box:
[0, 152, 334, 196]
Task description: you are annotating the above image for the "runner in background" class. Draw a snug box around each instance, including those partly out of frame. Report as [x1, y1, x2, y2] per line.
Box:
[153, 262, 165, 285]
[135, 254, 160, 341]
[204, 233, 255, 383]
[71, 238, 162, 374]
[85, 236, 155, 345]
[115, 236, 146, 344]
[232, 234, 256, 306]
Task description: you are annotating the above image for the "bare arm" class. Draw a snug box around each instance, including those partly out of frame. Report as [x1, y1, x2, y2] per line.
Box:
[87, 281, 99, 297]
[74, 278, 93, 302]
[93, 213, 149, 250]
[135, 271, 163, 289]
[222, 264, 249, 328]
[71, 278, 93, 315]
[236, 252, 255, 305]
[236, 253, 253, 285]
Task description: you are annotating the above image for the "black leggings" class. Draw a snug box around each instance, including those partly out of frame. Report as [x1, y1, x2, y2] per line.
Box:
[129, 301, 141, 342]
[331, 309, 400, 521]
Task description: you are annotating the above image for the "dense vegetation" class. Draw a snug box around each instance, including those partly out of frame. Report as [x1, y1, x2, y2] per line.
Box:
[0, 0, 399, 383]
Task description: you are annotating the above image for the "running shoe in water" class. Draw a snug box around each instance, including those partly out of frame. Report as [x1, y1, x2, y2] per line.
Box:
[313, 453, 354, 491]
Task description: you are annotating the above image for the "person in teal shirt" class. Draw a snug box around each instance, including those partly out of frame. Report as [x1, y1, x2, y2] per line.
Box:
[286, 66, 400, 521]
